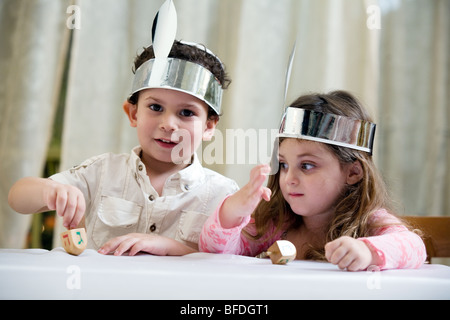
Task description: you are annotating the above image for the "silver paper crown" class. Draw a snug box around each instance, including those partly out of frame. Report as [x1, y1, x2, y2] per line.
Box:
[128, 0, 223, 115]
[129, 56, 223, 115]
[279, 107, 376, 153]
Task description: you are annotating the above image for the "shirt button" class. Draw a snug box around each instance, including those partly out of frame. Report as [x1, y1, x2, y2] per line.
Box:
[148, 195, 155, 201]
[184, 184, 190, 191]
[138, 164, 143, 171]
[150, 224, 156, 232]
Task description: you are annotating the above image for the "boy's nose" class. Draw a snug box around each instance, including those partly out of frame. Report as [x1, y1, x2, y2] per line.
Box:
[160, 113, 177, 132]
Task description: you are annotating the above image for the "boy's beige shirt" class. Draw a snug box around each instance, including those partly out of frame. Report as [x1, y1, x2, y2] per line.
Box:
[50, 146, 239, 250]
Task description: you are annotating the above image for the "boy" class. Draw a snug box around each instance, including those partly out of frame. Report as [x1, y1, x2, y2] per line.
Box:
[8, 2, 238, 256]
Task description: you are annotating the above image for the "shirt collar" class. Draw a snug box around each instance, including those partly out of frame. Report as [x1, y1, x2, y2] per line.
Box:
[130, 146, 205, 192]
[173, 152, 205, 192]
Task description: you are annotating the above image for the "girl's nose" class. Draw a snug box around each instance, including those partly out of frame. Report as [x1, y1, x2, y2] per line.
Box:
[285, 169, 299, 186]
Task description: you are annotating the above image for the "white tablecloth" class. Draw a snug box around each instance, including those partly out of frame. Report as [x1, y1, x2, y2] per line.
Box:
[1, 248, 449, 300]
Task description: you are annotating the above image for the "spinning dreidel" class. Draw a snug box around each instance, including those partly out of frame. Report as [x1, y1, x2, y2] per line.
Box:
[266, 240, 297, 265]
[61, 228, 87, 256]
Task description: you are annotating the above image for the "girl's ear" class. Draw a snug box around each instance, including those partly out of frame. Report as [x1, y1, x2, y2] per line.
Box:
[346, 160, 364, 185]
[123, 101, 138, 127]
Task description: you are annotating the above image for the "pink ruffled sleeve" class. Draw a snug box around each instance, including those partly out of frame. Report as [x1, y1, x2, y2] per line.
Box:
[359, 209, 427, 270]
[199, 196, 282, 256]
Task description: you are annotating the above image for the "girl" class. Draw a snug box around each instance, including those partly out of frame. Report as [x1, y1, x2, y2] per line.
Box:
[199, 91, 426, 271]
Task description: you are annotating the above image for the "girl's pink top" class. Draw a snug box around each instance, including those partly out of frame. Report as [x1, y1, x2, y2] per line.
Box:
[199, 197, 427, 270]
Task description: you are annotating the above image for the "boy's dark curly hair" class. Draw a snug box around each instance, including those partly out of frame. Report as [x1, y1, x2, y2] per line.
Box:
[128, 40, 231, 119]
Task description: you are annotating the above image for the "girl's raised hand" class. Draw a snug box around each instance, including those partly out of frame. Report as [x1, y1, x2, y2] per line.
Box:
[219, 164, 272, 229]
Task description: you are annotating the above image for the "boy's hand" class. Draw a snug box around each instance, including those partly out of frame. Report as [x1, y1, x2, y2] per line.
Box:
[219, 164, 272, 229]
[45, 181, 86, 229]
[98, 233, 196, 256]
[8, 177, 85, 229]
[325, 236, 379, 271]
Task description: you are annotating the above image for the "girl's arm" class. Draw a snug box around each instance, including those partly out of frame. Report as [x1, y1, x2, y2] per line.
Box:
[358, 211, 427, 270]
[199, 196, 251, 255]
[8, 177, 86, 229]
[325, 210, 426, 271]
[218, 164, 271, 228]
[199, 197, 281, 256]
[199, 164, 273, 256]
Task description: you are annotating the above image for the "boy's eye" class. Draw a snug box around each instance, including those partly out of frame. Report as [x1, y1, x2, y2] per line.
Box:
[180, 109, 195, 117]
[149, 104, 163, 112]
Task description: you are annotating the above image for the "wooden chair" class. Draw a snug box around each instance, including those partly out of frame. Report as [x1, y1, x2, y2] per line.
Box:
[402, 216, 450, 263]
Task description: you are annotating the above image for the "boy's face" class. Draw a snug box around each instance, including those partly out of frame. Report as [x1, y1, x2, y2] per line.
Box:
[124, 88, 217, 166]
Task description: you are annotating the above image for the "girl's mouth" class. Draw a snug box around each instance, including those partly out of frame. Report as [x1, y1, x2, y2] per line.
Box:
[288, 193, 304, 198]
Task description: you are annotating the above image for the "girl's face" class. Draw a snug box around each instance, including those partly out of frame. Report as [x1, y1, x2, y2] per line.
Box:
[278, 139, 357, 222]
[125, 88, 216, 166]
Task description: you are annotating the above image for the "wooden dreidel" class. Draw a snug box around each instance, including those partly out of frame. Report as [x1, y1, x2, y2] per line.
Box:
[61, 228, 87, 256]
[266, 240, 297, 265]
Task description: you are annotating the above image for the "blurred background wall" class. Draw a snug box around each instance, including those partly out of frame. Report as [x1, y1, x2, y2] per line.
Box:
[0, 0, 448, 249]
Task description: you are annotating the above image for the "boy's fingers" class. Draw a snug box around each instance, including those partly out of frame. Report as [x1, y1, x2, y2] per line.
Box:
[70, 195, 86, 229]
[99, 236, 123, 254]
[55, 191, 68, 217]
[129, 241, 148, 256]
[57, 192, 72, 228]
[115, 237, 140, 256]
[65, 193, 79, 228]
[46, 191, 57, 211]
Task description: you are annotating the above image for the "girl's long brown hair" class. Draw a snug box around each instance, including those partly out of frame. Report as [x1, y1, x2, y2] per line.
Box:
[246, 91, 397, 260]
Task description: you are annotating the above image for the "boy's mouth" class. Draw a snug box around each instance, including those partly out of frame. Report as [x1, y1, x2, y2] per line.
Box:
[155, 138, 178, 148]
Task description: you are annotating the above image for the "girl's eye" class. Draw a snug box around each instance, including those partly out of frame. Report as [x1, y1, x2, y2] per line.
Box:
[149, 104, 163, 112]
[180, 109, 195, 117]
[301, 163, 315, 171]
[279, 162, 288, 170]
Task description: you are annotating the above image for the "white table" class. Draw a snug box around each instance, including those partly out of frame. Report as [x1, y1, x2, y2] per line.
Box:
[1, 248, 449, 300]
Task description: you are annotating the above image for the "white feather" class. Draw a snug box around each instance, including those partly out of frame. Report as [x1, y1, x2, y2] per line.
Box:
[152, 0, 177, 59]
[284, 41, 297, 107]
[149, 0, 177, 85]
